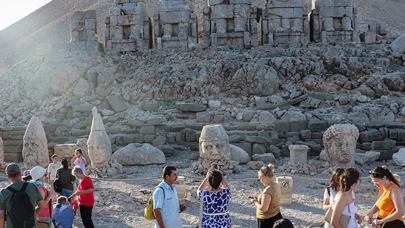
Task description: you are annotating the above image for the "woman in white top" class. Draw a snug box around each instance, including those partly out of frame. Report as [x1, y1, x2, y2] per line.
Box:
[323, 168, 344, 228]
[331, 168, 361, 228]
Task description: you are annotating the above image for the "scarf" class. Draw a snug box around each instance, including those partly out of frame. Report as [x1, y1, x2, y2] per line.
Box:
[30, 180, 45, 187]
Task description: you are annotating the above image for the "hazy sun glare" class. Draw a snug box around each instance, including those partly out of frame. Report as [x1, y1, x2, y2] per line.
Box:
[0, 0, 52, 31]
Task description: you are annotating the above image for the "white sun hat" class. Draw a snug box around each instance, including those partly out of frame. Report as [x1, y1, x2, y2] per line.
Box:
[30, 166, 47, 180]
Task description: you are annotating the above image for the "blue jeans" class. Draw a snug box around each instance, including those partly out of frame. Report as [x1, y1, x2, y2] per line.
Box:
[61, 188, 74, 198]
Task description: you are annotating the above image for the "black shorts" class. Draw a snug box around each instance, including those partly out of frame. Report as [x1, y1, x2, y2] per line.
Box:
[378, 218, 405, 228]
[257, 212, 283, 228]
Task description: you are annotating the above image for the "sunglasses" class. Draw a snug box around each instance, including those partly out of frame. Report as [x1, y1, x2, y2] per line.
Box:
[369, 171, 384, 178]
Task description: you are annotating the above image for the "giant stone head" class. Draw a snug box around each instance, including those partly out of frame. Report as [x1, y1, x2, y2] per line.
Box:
[199, 124, 230, 161]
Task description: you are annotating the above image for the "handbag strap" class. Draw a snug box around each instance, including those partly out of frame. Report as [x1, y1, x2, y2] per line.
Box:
[198, 190, 204, 228]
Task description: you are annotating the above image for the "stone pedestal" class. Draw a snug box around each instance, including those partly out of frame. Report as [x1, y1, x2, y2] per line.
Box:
[276, 176, 293, 205]
[288, 145, 309, 163]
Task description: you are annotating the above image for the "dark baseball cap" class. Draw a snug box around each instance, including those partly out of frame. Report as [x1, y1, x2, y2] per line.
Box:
[6, 163, 21, 175]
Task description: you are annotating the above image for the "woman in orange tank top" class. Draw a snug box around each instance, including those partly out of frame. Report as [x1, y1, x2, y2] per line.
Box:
[365, 166, 404, 228]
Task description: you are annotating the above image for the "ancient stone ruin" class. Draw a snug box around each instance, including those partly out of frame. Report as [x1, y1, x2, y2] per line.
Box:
[69, 10, 103, 51]
[154, 0, 198, 48]
[323, 123, 359, 167]
[202, 0, 259, 47]
[105, 0, 153, 51]
[310, 0, 358, 42]
[22, 117, 49, 169]
[191, 124, 240, 174]
[262, 0, 309, 46]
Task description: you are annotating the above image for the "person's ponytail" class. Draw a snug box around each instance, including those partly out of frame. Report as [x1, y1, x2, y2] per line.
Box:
[383, 167, 401, 187]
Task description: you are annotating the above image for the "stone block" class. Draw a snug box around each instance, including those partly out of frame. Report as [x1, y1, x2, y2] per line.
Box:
[140, 125, 155, 134]
[290, 120, 307, 132]
[360, 32, 376, 44]
[185, 131, 196, 142]
[72, 104, 93, 113]
[311, 132, 323, 139]
[300, 130, 311, 139]
[166, 132, 176, 144]
[186, 123, 205, 131]
[252, 153, 275, 163]
[211, 5, 234, 19]
[107, 95, 127, 113]
[140, 101, 160, 112]
[386, 122, 405, 128]
[229, 135, 243, 143]
[268, 0, 303, 7]
[71, 129, 88, 136]
[308, 120, 328, 131]
[378, 150, 394, 161]
[359, 129, 383, 143]
[3, 140, 23, 146]
[252, 144, 266, 155]
[160, 11, 191, 24]
[269, 145, 282, 157]
[257, 131, 271, 142]
[4, 153, 22, 162]
[107, 126, 121, 134]
[319, 7, 346, 18]
[171, 123, 186, 132]
[362, 142, 372, 151]
[289, 145, 309, 163]
[268, 8, 294, 18]
[362, 151, 380, 163]
[178, 103, 207, 112]
[234, 143, 252, 156]
[152, 136, 167, 146]
[388, 129, 398, 139]
[127, 119, 145, 128]
[4, 146, 23, 153]
[371, 140, 396, 150]
[144, 134, 155, 143]
[243, 136, 270, 144]
[209, 0, 228, 5]
[275, 121, 290, 133]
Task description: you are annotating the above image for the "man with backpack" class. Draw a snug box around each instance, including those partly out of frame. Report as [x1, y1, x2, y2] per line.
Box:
[153, 166, 187, 228]
[0, 163, 49, 228]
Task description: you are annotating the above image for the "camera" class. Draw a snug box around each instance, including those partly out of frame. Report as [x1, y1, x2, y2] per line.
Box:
[211, 163, 219, 169]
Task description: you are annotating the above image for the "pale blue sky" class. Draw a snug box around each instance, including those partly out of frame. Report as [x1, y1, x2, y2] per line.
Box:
[0, 0, 52, 31]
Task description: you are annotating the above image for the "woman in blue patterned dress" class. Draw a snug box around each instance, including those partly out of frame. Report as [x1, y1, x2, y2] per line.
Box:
[197, 168, 231, 228]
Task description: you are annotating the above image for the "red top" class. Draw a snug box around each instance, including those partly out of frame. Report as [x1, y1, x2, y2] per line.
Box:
[37, 185, 53, 217]
[78, 176, 95, 206]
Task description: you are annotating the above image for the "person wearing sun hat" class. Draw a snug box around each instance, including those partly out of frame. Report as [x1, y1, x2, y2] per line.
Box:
[22, 170, 33, 182]
[30, 165, 53, 223]
[0, 163, 46, 228]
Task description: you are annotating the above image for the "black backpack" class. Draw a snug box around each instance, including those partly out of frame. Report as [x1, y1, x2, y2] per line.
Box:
[6, 182, 36, 228]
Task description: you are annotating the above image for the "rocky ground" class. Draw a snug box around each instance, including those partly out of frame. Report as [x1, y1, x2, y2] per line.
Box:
[2, 151, 403, 228]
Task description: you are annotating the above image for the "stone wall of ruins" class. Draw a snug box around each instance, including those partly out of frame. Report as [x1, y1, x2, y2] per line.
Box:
[2, 117, 404, 163]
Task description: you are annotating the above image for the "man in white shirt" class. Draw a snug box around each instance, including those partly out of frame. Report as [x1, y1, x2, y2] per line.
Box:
[153, 166, 187, 228]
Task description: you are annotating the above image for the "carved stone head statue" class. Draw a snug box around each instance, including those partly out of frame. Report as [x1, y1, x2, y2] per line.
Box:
[323, 124, 359, 166]
[199, 124, 231, 160]
[22, 117, 49, 169]
[87, 107, 112, 167]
